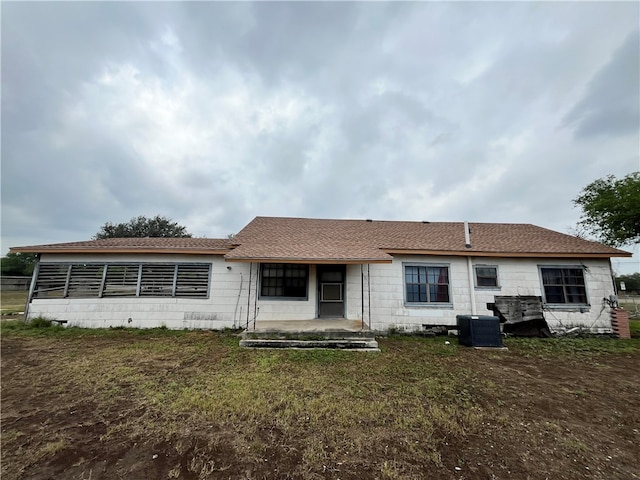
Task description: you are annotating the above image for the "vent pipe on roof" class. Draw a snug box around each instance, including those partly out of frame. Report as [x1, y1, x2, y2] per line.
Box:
[464, 221, 472, 248]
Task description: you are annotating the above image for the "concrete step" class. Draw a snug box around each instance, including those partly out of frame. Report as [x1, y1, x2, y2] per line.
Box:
[244, 330, 375, 339]
[239, 337, 380, 351]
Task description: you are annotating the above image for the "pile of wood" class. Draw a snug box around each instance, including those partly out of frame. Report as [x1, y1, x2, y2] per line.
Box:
[488, 295, 551, 337]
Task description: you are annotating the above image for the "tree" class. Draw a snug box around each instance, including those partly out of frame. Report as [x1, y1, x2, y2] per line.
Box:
[573, 172, 640, 246]
[94, 215, 192, 239]
[1, 252, 37, 276]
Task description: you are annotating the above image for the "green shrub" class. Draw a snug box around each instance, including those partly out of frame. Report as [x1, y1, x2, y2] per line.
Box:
[29, 317, 53, 328]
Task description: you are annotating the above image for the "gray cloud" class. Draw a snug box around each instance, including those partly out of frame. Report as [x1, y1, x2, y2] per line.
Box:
[1, 2, 638, 271]
[563, 29, 640, 139]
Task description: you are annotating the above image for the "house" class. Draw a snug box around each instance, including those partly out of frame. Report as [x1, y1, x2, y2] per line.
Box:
[10, 216, 631, 333]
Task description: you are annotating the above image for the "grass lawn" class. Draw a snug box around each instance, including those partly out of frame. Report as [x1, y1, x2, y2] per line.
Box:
[2, 323, 639, 480]
[619, 300, 640, 320]
[0, 290, 28, 315]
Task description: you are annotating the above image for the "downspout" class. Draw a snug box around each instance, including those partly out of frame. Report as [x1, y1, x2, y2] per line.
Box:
[464, 221, 477, 315]
[246, 263, 253, 329]
[609, 258, 617, 295]
[361, 264, 364, 330]
[467, 257, 477, 315]
[367, 264, 371, 330]
[253, 265, 259, 329]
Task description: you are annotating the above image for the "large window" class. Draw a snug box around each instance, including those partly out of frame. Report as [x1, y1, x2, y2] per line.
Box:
[33, 263, 211, 299]
[540, 267, 587, 305]
[404, 264, 451, 304]
[33, 264, 69, 299]
[67, 264, 104, 298]
[474, 265, 499, 288]
[260, 263, 308, 299]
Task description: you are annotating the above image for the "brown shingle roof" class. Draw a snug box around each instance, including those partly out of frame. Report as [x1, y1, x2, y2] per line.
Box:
[11, 217, 631, 261]
[224, 216, 631, 262]
[11, 237, 233, 255]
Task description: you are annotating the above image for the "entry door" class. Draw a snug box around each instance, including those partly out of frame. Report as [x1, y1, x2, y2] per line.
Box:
[317, 265, 345, 318]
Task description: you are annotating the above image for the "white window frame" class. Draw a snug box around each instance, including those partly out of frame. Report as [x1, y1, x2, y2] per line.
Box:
[259, 263, 309, 301]
[538, 265, 590, 310]
[403, 262, 453, 308]
[474, 264, 500, 290]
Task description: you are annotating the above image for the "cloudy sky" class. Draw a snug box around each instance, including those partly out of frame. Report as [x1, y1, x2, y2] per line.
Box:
[2, 2, 639, 273]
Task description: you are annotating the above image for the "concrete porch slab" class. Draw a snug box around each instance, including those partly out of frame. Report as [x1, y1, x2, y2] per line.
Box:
[240, 319, 377, 349]
[247, 318, 369, 333]
[239, 337, 380, 351]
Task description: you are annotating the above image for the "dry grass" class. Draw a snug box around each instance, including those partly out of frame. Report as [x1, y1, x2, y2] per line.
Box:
[2, 325, 640, 479]
[0, 290, 28, 315]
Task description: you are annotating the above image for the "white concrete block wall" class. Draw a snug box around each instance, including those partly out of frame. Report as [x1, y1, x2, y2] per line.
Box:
[365, 255, 616, 332]
[28, 253, 616, 332]
[28, 253, 252, 329]
[345, 264, 368, 321]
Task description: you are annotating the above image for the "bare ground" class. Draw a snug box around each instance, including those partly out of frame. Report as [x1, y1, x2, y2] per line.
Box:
[1, 331, 639, 480]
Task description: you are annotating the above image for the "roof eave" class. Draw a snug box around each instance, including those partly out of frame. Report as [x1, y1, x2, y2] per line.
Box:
[381, 249, 632, 258]
[224, 256, 392, 264]
[10, 247, 232, 255]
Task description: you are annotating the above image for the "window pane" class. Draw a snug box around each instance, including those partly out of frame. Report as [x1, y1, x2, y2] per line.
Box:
[406, 284, 419, 302]
[261, 264, 308, 297]
[418, 267, 427, 284]
[140, 265, 175, 296]
[405, 266, 418, 284]
[322, 284, 342, 301]
[541, 267, 586, 304]
[67, 264, 104, 298]
[405, 265, 449, 303]
[544, 285, 565, 304]
[476, 267, 498, 287]
[427, 268, 439, 284]
[418, 284, 427, 303]
[477, 276, 497, 287]
[565, 286, 587, 304]
[475, 267, 493, 277]
[564, 269, 585, 286]
[103, 264, 139, 297]
[176, 264, 210, 298]
[428, 267, 448, 284]
[542, 268, 562, 285]
[429, 284, 450, 303]
[34, 264, 69, 298]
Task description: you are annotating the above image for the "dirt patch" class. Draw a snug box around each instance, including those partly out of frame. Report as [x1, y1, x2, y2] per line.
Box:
[2, 333, 639, 479]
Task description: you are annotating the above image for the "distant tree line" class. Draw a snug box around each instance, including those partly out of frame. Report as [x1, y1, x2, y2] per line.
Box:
[0, 253, 37, 276]
[94, 215, 192, 239]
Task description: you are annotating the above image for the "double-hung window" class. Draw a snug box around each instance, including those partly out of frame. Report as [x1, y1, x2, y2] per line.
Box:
[404, 264, 451, 304]
[260, 263, 308, 299]
[540, 267, 588, 305]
